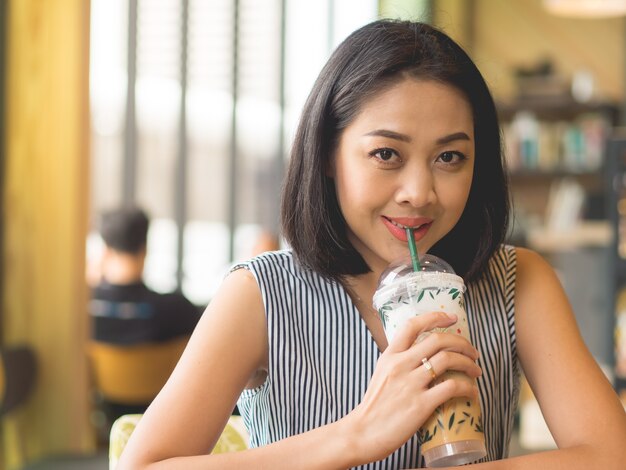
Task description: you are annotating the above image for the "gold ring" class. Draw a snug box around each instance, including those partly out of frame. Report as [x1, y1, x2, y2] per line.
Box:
[422, 357, 437, 380]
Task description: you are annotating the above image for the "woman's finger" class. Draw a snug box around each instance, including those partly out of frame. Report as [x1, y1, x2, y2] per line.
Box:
[386, 311, 458, 353]
[415, 350, 482, 386]
[412, 331, 480, 363]
[422, 373, 479, 405]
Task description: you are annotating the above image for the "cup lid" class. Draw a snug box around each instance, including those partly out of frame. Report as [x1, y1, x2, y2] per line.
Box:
[372, 254, 464, 309]
[377, 253, 457, 286]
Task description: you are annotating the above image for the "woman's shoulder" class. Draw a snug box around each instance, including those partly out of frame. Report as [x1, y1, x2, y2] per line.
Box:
[231, 249, 295, 274]
[512, 246, 558, 285]
[485, 244, 558, 279]
[230, 249, 321, 289]
[231, 249, 338, 300]
[501, 245, 554, 273]
[487, 245, 560, 297]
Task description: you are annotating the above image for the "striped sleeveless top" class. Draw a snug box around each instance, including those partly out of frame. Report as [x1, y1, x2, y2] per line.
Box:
[236, 245, 520, 469]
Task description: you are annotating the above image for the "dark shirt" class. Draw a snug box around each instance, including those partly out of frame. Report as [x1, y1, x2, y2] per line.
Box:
[90, 281, 202, 345]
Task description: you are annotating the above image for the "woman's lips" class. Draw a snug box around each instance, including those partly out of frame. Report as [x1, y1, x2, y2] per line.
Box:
[381, 216, 433, 243]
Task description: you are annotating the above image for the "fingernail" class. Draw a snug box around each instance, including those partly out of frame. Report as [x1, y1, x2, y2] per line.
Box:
[446, 313, 457, 321]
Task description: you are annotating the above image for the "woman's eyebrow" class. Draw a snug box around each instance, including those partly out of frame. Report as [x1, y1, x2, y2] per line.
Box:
[364, 129, 411, 142]
[363, 129, 471, 145]
[436, 132, 471, 144]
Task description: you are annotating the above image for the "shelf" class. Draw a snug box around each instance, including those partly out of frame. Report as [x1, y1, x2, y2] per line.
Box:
[501, 99, 622, 384]
[497, 98, 620, 123]
[508, 169, 602, 179]
[526, 221, 612, 252]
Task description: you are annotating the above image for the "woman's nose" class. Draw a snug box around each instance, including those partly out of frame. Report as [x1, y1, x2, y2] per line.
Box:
[394, 167, 437, 208]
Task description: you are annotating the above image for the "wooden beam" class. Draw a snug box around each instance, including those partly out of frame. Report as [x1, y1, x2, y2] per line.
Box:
[1, 0, 93, 467]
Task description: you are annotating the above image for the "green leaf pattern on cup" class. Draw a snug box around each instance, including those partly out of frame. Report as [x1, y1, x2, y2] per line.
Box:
[447, 412, 456, 430]
[377, 299, 395, 330]
[418, 399, 483, 445]
[380, 287, 465, 309]
[377, 285, 466, 340]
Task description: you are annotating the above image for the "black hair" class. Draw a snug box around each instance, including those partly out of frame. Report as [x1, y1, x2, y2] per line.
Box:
[281, 19, 509, 283]
[99, 207, 149, 254]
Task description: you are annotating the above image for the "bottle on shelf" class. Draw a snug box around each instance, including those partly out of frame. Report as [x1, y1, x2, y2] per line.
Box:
[503, 109, 611, 174]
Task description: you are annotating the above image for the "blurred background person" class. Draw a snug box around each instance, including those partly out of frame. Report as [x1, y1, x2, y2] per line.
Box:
[89, 206, 201, 345]
[87, 206, 202, 443]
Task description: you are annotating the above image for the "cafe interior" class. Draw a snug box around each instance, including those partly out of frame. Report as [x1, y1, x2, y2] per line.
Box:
[2, 0, 626, 468]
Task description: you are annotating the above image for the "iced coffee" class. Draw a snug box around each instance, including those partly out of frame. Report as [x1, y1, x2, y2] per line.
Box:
[372, 254, 486, 467]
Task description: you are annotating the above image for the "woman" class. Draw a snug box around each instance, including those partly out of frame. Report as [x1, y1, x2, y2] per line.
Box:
[118, 19, 626, 469]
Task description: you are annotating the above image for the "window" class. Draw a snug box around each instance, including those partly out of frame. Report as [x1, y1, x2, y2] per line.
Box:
[89, 0, 378, 306]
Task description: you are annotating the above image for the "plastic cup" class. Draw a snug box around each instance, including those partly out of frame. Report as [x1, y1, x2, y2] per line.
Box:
[372, 254, 486, 467]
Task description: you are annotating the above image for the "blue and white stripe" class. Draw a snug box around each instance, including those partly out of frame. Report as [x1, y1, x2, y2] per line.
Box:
[236, 246, 519, 469]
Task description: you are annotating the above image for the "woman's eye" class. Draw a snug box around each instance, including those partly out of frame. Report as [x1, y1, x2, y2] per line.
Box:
[371, 148, 397, 162]
[437, 151, 465, 164]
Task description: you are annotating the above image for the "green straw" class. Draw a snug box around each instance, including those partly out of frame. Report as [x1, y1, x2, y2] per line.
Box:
[406, 227, 421, 272]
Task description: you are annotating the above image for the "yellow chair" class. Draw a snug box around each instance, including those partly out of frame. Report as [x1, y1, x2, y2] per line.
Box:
[88, 336, 189, 405]
[109, 413, 249, 469]
[0, 345, 38, 467]
[0, 345, 37, 415]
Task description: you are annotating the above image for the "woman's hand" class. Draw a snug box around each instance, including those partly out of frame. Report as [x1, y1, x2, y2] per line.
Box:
[342, 310, 481, 464]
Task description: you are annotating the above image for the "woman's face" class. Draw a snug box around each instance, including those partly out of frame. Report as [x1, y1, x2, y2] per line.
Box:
[330, 78, 475, 276]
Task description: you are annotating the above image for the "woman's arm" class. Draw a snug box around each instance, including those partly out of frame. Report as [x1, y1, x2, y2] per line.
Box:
[470, 247, 626, 469]
[116, 267, 278, 468]
[117, 266, 482, 469]
[118, 267, 358, 469]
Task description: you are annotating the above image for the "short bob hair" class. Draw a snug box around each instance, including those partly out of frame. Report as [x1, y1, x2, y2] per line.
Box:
[281, 19, 509, 283]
